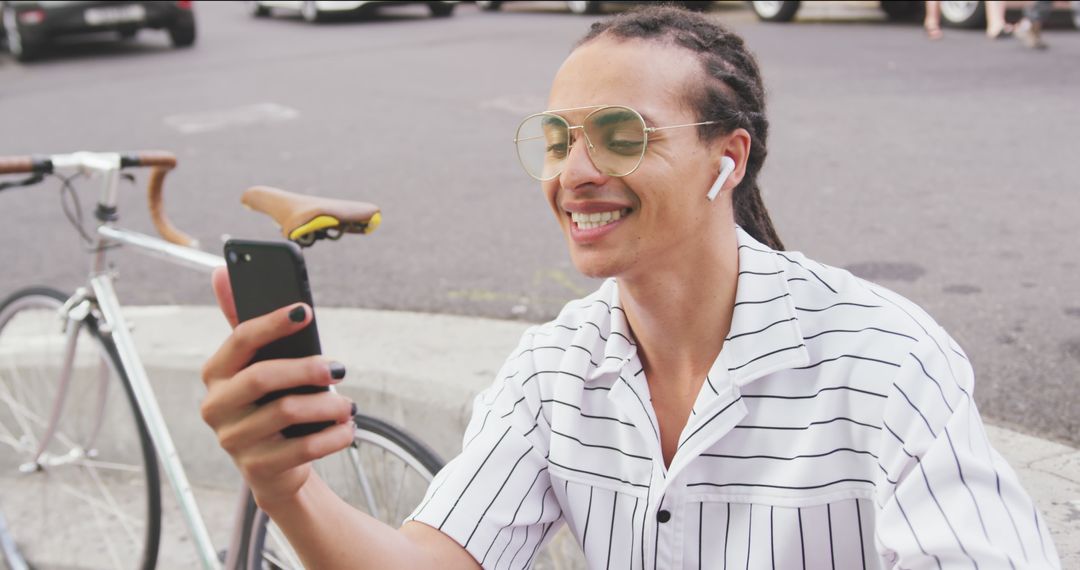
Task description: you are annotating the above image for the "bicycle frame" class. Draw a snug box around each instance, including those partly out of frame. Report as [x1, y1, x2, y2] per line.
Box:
[13, 152, 248, 570]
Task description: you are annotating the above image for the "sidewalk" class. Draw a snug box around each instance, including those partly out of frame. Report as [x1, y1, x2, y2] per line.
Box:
[126, 305, 1079, 567]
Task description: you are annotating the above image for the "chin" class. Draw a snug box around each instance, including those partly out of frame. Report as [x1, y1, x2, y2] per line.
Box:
[569, 250, 624, 279]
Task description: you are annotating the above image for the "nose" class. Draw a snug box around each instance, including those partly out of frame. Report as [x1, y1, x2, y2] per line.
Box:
[558, 130, 608, 191]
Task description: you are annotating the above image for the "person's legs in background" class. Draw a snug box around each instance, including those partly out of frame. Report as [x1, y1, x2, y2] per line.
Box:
[985, 0, 1014, 37]
[924, 0, 944, 39]
[1017, 0, 1053, 49]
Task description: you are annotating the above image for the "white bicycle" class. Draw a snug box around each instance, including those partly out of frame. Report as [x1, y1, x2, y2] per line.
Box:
[0, 150, 443, 569]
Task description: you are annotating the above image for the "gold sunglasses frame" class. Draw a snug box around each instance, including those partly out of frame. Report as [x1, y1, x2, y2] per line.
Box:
[513, 105, 717, 181]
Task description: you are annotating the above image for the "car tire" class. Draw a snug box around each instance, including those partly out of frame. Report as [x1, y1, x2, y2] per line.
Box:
[168, 22, 196, 47]
[939, 0, 985, 28]
[879, 0, 923, 21]
[750, 1, 801, 22]
[250, 1, 271, 17]
[2, 6, 41, 62]
[475, 0, 503, 10]
[428, 2, 454, 17]
[566, 1, 601, 15]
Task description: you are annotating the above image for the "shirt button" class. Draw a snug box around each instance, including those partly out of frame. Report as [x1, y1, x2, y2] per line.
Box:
[656, 509, 671, 523]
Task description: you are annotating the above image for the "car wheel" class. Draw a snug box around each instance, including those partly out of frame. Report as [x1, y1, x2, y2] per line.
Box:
[428, 2, 454, 17]
[939, 0, 984, 28]
[566, 1, 601, 15]
[2, 6, 40, 62]
[879, 0, 922, 21]
[475, 0, 503, 10]
[168, 22, 196, 47]
[250, 1, 271, 17]
[301, 1, 324, 23]
[750, 1, 801, 22]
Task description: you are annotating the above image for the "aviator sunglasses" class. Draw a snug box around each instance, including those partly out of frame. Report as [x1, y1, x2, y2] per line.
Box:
[514, 105, 716, 181]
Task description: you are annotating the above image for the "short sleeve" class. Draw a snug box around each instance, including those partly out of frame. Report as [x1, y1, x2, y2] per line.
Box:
[873, 347, 1061, 569]
[408, 327, 565, 569]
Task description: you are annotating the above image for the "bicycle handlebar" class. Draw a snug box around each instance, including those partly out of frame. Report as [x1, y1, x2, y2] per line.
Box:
[0, 150, 197, 248]
[0, 156, 52, 175]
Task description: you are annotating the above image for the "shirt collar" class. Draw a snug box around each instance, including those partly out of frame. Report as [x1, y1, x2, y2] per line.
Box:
[584, 225, 809, 385]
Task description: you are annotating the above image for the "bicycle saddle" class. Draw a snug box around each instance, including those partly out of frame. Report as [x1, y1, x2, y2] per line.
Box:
[241, 185, 381, 244]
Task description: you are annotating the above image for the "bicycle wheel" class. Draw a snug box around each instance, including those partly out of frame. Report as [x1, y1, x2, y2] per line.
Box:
[247, 414, 444, 569]
[0, 287, 161, 569]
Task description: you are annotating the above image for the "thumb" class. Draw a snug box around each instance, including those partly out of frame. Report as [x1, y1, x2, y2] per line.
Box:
[211, 266, 240, 329]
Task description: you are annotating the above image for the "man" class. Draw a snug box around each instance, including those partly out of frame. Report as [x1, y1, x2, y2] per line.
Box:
[201, 6, 1060, 568]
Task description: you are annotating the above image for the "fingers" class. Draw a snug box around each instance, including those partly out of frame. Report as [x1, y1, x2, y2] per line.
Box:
[201, 356, 346, 428]
[201, 301, 313, 385]
[211, 266, 239, 329]
[238, 422, 356, 483]
[215, 391, 355, 455]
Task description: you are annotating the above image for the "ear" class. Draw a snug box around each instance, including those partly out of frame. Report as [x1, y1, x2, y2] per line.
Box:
[713, 128, 752, 192]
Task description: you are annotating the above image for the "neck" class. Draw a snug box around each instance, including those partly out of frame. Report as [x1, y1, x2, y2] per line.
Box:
[618, 226, 740, 392]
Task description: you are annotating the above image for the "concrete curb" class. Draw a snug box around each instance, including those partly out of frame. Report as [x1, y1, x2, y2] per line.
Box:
[124, 305, 1079, 567]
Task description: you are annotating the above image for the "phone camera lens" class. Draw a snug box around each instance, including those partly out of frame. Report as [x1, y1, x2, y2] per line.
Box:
[227, 251, 238, 264]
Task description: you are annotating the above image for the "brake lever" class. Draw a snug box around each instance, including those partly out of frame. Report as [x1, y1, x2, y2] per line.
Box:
[0, 173, 45, 192]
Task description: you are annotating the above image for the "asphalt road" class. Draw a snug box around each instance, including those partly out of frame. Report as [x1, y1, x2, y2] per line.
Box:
[1, 1, 1077, 445]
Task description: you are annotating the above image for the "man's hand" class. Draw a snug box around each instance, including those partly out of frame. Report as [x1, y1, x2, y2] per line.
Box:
[200, 267, 355, 510]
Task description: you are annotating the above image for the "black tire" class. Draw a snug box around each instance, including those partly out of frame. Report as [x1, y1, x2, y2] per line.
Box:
[168, 22, 196, 47]
[566, 1, 602, 15]
[879, 0, 923, 21]
[0, 287, 162, 570]
[245, 414, 443, 569]
[429, 2, 455, 17]
[749, 0, 801, 22]
[939, 0, 985, 28]
[475, 0, 503, 10]
[250, 1, 272, 17]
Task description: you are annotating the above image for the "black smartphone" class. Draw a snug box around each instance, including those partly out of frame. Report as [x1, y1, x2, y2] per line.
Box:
[224, 238, 333, 438]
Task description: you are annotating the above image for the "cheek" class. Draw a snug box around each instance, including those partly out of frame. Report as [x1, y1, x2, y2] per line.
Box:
[542, 182, 563, 218]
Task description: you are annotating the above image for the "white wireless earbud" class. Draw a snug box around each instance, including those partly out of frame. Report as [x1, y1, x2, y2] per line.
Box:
[707, 156, 736, 202]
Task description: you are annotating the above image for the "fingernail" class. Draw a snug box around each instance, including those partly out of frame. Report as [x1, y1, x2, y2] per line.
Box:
[329, 361, 346, 381]
[349, 402, 358, 417]
[288, 305, 306, 323]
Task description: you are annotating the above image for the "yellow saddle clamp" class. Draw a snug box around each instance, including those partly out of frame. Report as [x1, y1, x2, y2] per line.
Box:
[288, 215, 340, 241]
[287, 212, 383, 241]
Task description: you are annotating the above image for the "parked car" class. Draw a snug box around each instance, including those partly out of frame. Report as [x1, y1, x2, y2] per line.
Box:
[0, 0, 195, 62]
[475, 1, 711, 15]
[248, 1, 459, 22]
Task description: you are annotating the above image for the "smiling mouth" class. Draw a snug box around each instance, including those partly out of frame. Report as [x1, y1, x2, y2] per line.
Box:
[570, 208, 633, 230]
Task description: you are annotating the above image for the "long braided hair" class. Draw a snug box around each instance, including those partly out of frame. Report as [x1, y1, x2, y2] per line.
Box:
[577, 6, 785, 251]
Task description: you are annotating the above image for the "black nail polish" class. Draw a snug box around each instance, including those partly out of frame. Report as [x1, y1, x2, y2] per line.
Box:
[349, 402, 358, 418]
[329, 362, 346, 381]
[288, 305, 306, 323]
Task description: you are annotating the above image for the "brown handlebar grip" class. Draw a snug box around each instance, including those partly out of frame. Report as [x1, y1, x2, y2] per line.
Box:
[140, 151, 197, 247]
[0, 156, 36, 174]
[133, 151, 177, 170]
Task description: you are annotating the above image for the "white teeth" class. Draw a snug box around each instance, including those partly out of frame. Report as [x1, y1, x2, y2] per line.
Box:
[571, 209, 626, 230]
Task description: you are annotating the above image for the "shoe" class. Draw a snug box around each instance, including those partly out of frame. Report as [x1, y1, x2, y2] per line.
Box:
[1016, 20, 1048, 49]
[925, 24, 943, 40]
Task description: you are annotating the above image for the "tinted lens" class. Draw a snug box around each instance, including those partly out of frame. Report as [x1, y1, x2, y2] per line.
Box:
[584, 106, 647, 177]
[515, 113, 569, 181]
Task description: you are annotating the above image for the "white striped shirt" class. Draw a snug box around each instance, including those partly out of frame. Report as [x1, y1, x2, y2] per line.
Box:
[409, 226, 1061, 569]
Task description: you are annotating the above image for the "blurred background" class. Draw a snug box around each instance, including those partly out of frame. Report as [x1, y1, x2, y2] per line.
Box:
[0, 0, 1077, 448]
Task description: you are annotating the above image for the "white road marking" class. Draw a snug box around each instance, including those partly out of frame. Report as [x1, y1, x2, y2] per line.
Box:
[163, 102, 299, 134]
